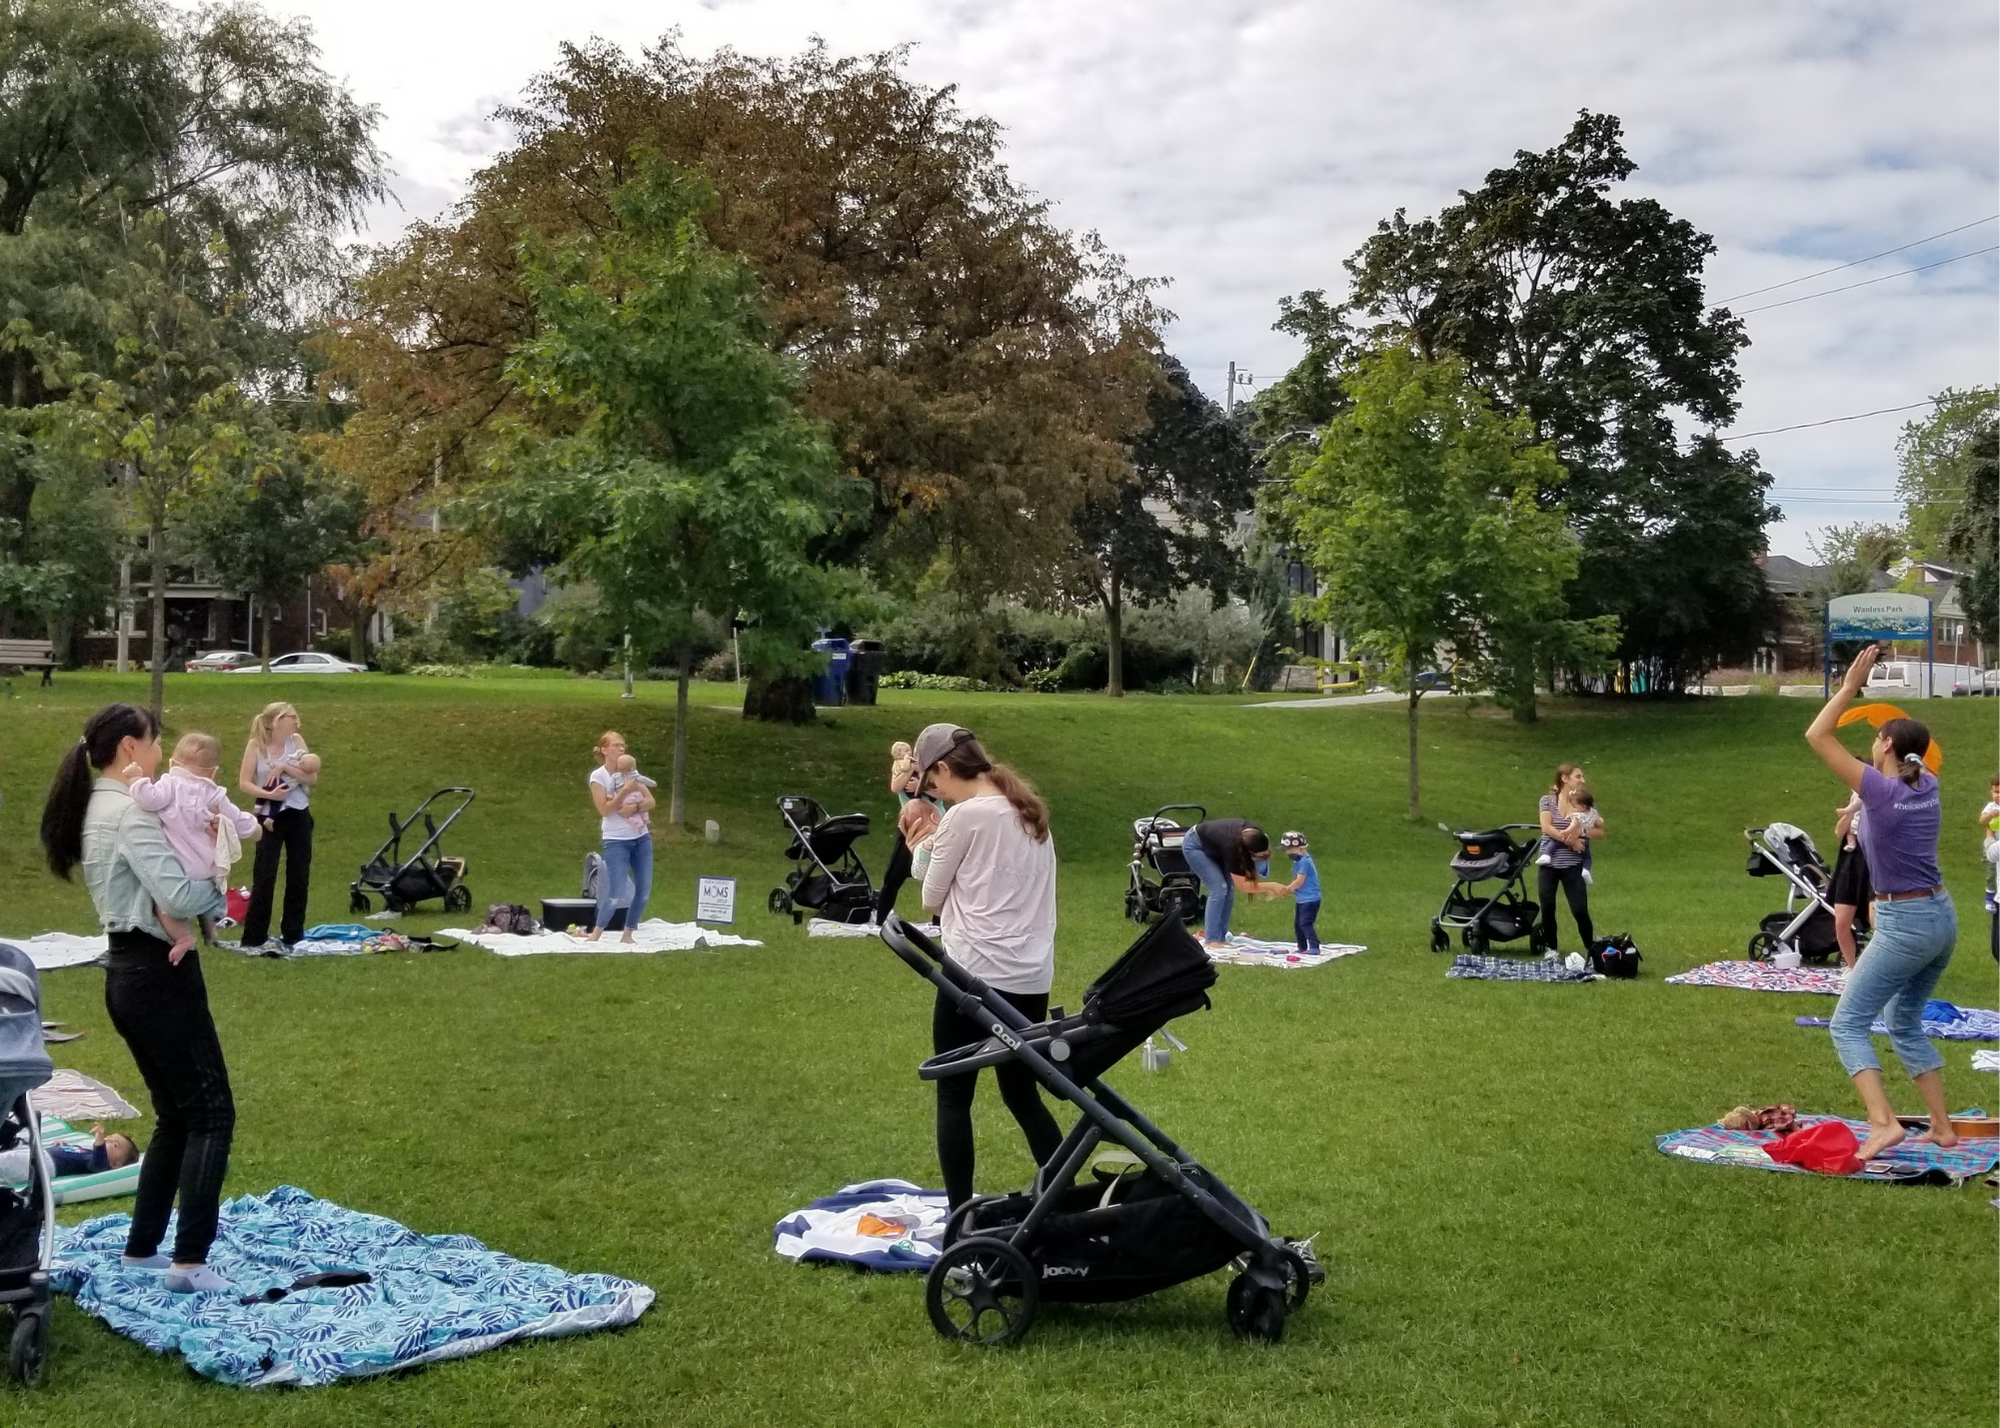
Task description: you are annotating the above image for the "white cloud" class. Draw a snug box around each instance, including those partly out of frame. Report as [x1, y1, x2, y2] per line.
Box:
[251, 0, 1996, 557]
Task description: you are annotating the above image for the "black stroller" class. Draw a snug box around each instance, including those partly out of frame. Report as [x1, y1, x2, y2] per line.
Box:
[1429, 824, 1544, 955]
[880, 914, 1322, 1346]
[769, 796, 874, 925]
[1124, 804, 1208, 926]
[1744, 823, 1859, 963]
[348, 787, 475, 915]
[0, 943, 54, 1385]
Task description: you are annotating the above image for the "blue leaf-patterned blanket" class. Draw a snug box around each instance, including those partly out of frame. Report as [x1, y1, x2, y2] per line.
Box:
[52, 1185, 654, 1387]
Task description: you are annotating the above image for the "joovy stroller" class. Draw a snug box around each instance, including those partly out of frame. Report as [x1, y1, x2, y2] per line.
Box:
[1124, 803, 1208, 926]
[349, 787, 474, 914]
[1743, 823, 1857, 963]
[1429, 824, 1543, 955]
[879, 913, 1323, 1346]
[769, 796, 874, 924]
[0, 943, 55, 1385]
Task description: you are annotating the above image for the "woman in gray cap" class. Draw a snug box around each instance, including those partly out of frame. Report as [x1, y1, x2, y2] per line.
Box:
[899, 722, 1063, 1208]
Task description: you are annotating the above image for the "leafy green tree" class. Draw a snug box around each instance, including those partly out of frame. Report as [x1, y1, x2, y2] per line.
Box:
[1942, 427, 1998, 648]
[1320, 112, 1772, 690]
[1280, 347, 1583, 817]
[476, 160, 851, 825]
[1067, 355, 1258, 695]
[1897, 386, 1997, 559]
[180, 419, 363, 669]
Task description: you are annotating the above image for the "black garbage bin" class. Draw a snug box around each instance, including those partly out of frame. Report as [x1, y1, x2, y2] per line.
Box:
[847, 639, 885, 706]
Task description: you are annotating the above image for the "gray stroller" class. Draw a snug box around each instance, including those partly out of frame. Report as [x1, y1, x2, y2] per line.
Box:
[0, 943, 54, 1385]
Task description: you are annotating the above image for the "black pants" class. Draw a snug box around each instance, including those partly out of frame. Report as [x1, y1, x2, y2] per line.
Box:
[933, 987, 1064, 1209]
[104, 933, 235, 1265]
[244, 806, 313, 946]
[1538, 864, 1593, 951]
[876, 833, 914, 920]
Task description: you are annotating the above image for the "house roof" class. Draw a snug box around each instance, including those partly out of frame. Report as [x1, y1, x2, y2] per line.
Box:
[1757, 553, 1822, 595]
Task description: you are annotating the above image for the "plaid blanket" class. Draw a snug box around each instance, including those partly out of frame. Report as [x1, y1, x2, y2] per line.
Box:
[1447, 954, 1598, 983]
[1664, 960, 1846, 995]
[1795, 1000, 2000, 1041]
[1656, 1114, 1999, 1185]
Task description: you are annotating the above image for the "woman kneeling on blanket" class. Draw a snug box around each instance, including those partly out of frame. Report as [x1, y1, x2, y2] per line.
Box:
[1805, 644, 1958, 1161]
[898, 723, 1064, 1209]
[41, 703, 237, 1292]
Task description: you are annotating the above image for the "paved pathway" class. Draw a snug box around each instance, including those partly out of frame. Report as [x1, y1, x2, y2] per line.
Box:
[1246, 690, 1440, 708]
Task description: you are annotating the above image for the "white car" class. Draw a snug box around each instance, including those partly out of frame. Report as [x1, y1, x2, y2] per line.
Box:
[227, 651, 366, 674]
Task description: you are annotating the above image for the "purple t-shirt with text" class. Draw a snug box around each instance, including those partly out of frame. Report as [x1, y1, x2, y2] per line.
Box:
[1855, 765, 1941, 894]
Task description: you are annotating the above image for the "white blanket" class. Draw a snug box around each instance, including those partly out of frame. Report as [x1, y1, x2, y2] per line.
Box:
[807, 919, 882, 939]
[4, 931, 108, 971]
[1973, 1049, 2000, 1073]
[1209, 935, 1366, 969]
[437, 918, 762, 956]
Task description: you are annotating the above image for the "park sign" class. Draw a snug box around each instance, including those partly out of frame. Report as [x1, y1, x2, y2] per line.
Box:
[1826, 592, 1931, 642]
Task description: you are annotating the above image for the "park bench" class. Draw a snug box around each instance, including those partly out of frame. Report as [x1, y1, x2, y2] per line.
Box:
[0, 638, 55, 686]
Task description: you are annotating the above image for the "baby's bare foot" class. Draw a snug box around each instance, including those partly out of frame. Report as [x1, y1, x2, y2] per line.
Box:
[1855, 1122, 1906, 1161]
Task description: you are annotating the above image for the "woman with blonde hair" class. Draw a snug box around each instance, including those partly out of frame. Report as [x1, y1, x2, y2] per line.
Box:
[1536, 762, 1604, 955]
[238, 702, 319, 952]
[583, 730, 656, 942]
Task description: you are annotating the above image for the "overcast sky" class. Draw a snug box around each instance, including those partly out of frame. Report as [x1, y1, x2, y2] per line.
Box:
[255, 0, 1997, 559]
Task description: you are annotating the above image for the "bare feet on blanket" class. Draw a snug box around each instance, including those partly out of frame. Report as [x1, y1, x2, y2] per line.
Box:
[1916, 1123, 1960, 1149]
[1855, 1122, 1906, 1161]
[576, 927, 601, 941]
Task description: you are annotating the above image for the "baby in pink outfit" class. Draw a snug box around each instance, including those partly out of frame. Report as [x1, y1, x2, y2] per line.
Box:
[123, 732, 262, 963]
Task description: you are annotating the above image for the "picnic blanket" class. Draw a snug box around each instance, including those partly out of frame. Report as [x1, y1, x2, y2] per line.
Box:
[4, 931, 107, 971]
[53, 1185, 654, 1387]
[1447, 954, 1598, 983]
[806, 918, 883, 939]
[252, 930, 446, 958]
[1664, 960, 1846, 995]
[35, 1069, 140, 1121]
[1974, 1050, 2000, 1072]
[437, 918, 762, 956]
[1795, 1000, 2000, 1042]
[773, 1179, 949, 1272]
[1656, 1114, 1999, 1185]
[1208, 937, 1366, 969]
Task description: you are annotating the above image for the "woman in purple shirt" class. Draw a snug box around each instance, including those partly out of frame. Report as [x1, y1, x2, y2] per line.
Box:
[1806, 644, 1957, 1161]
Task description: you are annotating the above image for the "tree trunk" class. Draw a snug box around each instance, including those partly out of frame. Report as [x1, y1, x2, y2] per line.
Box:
[743, 673, 815, 722]
[670, 638, 691, 828]
[1104, 576, 1125, 698]
[148, 511, 168, 724]
[351, 604, 371, 666]
[1406, 654, 1422, 821]
[260, 600, 273, 672]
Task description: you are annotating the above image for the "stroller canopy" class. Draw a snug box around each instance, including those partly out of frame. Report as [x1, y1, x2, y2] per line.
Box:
[0, 945, 52, 1106]
[1084, 917, 1217, 1031]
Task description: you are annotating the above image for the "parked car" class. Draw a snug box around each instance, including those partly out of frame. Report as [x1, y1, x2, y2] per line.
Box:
[227, 651, 366, 675]
[185, 649, 261, 673]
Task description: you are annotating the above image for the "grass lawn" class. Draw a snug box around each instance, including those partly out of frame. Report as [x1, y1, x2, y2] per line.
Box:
[0, 671, 1994, 1426]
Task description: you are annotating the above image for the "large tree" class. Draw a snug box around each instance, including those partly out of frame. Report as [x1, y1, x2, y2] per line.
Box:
[328, 37, 1159, 630]
[1067, 355, 1258, 696]
[475, 161, 851, 826]
[1897, 386, 1997, 559]
[1301, 111, 1773, 691]
[1942, 427, 1998, 649]
[1281, 347, 1582, 817]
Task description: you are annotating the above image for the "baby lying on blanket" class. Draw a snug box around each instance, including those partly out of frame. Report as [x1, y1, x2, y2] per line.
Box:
[0, 1124, 140, 1183]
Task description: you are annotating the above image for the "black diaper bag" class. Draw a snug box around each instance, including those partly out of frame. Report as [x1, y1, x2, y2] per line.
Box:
[1588, 934, 1641, 978]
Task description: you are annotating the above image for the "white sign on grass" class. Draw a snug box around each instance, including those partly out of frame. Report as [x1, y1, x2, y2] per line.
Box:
[696, 876, 737, 924]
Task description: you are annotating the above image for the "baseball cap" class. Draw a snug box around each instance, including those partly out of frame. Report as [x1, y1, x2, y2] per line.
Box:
[911, 723, 975, 781]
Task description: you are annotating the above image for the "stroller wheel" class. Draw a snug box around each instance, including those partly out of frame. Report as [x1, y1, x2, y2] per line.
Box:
[1429, 920, 1448, 954]
[348, 890, 371, 915]
[1226, 1272, 1287, 1343]
[10, 1306, 47, 1386]
[925, 1236, 1039, 1347]
[1746, 931, 1776, 962]
[444, 884, 472, 913]
[1124, 889, 1146, 925]
[768, 888, 792, 917]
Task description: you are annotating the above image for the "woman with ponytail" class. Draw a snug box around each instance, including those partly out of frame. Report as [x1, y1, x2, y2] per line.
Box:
[40, 704, 236, 1293]
[1806, 644, 1958, 1160]
[897, 723, 1063, 1209]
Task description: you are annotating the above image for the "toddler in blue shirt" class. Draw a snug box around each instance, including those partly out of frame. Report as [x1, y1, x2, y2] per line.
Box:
[1280, 830, 1322, 953]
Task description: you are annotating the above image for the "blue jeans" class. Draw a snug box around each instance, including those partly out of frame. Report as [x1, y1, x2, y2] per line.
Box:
[1294, 900, 1321, 951]
[1181, 840, 1233, 944]
[596, 834, 654, 931]
[1829, 890, 1955, 1077]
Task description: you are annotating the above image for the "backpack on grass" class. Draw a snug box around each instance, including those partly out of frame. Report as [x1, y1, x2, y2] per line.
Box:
[1588, 934, 1641, 978]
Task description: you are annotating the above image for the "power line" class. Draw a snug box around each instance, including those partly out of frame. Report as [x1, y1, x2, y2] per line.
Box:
[1717, 215, 1999, 302]
[1733, 245, 1998, 314]
[1715, 399, 1945, 442]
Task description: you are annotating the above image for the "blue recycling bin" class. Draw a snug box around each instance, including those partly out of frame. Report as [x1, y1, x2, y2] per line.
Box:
[810, 637, 850, 706]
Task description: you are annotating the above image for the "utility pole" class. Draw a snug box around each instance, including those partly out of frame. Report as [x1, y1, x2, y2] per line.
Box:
[1225, 362, 1253, 415]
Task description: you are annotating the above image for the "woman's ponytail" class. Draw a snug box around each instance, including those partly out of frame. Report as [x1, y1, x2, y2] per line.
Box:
[41, 703, 157, 879]
[1878, 717, 1932, 788]
[937, 734, 1050, 842]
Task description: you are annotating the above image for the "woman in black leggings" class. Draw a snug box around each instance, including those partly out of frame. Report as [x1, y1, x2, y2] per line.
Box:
[40, 704, 236, 1294]
[1536, 763, 1604, 952]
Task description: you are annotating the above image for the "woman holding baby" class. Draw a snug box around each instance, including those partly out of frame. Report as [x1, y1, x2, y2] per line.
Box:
[584, 730, 656, 943]
[240, 701, 319, 952]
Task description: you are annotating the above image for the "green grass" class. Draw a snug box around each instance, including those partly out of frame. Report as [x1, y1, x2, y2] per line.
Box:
[0, 672, 1994, 1426]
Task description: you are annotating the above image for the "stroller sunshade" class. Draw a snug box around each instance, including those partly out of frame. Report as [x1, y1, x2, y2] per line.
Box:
[1084, 916, 1217, 1027]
